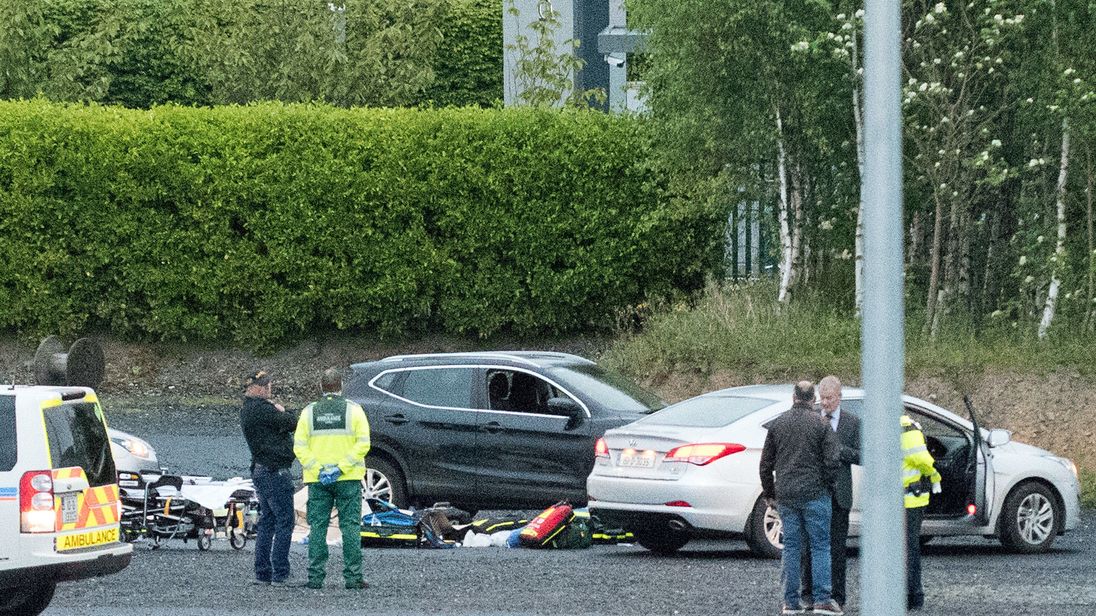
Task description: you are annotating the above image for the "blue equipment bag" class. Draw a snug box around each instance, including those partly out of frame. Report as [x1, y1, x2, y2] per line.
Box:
[359, 499, 455, 549]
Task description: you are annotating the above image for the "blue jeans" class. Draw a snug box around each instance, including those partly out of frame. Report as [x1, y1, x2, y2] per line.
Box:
[778, 495, 833, 607]
[252, 464, 296, 582]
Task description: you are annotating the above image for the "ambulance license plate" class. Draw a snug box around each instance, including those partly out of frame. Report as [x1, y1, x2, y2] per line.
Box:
[62, 494, 78, 525]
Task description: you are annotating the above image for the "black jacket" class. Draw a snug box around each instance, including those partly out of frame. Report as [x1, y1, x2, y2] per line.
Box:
[759, 402, 840, 506]
[827, 407, 861, 510]
[240, 396, 298, 471]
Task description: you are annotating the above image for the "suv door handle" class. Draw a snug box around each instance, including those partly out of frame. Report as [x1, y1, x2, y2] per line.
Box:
[481, 421, 503, 434]
[383, 413, 409, 425]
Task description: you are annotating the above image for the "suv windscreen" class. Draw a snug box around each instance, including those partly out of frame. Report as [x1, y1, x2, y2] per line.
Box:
[638, 395, 772, 428]
[0, 395, 14, 472]
[42, 401, 116, 487]
[547, 365, 665, 413]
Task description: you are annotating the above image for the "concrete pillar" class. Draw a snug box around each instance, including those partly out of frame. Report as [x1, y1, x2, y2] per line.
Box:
[503, 0, 610, 109]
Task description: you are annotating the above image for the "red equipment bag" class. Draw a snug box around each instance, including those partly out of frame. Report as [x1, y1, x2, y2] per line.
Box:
[519, 501, 574, 548]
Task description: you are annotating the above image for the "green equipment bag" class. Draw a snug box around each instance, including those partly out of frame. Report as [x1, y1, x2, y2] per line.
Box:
[545, 515, 592, 549]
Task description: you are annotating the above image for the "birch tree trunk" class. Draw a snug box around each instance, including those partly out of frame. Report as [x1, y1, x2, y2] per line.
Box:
[790, 161, 805, 288]
[1086, 148, 1094, 331]
[776, 108, 795, 304]
[851, 18, 866, 318]
[908, 210, 922, 268]
[981, 204, 1002, 315]
[1038, 117, 1071, 339]
[958, 209, 972, 307]
[924, 194, 945, 335]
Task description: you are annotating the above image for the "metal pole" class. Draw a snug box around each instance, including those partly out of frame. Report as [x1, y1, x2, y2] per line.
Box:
[860, 0, 906, 614]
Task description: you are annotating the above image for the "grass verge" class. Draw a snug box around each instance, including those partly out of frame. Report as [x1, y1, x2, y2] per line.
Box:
[1081, 470, 1096, 510]
[602, 281, 1096, 387]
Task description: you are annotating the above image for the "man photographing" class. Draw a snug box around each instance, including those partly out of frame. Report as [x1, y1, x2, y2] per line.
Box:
[240, 370, 298, 586]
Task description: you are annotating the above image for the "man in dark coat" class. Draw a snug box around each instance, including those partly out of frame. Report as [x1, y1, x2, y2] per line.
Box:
[802, 376, 861, 610]
[760, 381, 842, 616]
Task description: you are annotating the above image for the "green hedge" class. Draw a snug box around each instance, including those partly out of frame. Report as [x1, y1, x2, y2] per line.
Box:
[0, 100, 719, 347]
[428, 0, 504, 107]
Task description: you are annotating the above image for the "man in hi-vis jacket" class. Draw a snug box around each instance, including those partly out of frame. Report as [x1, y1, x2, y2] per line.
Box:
[294, 368, 371, 590]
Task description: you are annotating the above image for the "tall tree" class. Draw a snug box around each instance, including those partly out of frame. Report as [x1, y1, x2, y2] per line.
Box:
[630, 0, 856, 305]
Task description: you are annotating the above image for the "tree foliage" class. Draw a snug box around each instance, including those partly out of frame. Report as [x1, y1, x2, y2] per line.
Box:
[0, 0, 504, 109]
[632, 0, 1096, 337]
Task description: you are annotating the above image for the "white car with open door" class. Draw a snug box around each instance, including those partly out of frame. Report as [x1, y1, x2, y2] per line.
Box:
[587, 384, 1081, 557]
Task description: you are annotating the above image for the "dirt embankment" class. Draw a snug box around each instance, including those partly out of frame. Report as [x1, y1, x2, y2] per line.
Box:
[3, 335, 1091, 473]
[0, 335, 614, 406]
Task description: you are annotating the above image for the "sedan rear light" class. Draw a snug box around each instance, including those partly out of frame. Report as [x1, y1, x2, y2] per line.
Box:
[665, 500, 692, 508]
[664, 443, 746, 466]
[20, 470, 56, 533]
[967, 503, 977, 516]
[594, 438, 609, 459]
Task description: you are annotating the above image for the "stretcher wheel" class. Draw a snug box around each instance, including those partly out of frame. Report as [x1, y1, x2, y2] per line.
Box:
[197, 531, 212, 551]
[229, 529, 247, 550]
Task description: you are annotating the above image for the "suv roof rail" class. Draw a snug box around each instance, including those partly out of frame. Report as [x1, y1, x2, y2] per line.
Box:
[380, 352, 539, 367]
[515, 351, 597, 365]
[378, 351, 595, 367]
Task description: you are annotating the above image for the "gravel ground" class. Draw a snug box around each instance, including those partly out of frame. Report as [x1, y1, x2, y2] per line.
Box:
[46, 403, 1096, 616]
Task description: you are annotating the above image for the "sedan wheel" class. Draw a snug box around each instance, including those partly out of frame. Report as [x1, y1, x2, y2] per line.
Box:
[746, 497, 783, 559]
[1000, 481, 1059, 553]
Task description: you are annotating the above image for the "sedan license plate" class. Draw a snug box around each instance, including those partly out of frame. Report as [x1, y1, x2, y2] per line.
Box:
[62, 494, 78, 525]
[618, 453, 655, 469]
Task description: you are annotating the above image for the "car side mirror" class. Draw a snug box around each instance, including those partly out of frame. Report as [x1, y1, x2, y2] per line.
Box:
[548, 397, 584, 430]
[987, 428, 1011, 448]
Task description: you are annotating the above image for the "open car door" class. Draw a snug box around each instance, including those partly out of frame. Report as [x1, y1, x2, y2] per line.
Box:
[962, 395, 993, 526]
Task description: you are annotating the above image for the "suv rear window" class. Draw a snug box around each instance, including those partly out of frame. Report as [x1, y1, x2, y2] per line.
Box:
[42, 401, 116, 487]
[375, 368, 475, 409]
[636, 395, 772, 428]
[0, 395, 14, 472]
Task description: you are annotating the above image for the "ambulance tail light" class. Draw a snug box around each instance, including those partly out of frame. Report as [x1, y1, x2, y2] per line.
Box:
[20, 471, 56, 533]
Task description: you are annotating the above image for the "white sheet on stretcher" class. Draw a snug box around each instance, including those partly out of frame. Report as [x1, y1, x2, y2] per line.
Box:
[176, 477, 255, 511]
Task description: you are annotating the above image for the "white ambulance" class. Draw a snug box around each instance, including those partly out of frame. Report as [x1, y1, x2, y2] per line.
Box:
[0, 386, 132, 615]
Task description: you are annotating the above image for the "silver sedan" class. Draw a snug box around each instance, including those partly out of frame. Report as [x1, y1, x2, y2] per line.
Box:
[587, 384, 1081, 557]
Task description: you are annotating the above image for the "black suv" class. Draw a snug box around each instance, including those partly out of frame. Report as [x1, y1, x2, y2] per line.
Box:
[344, 352, 665, 511]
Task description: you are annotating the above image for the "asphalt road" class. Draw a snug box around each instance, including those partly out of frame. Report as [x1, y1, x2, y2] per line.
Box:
[46, 404, 1096, 616]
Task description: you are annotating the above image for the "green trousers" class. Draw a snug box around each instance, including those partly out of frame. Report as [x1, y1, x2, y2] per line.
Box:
[306, 480, 363, 585]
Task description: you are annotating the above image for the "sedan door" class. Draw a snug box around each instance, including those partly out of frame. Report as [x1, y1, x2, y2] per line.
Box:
[474, 368, 593, 508]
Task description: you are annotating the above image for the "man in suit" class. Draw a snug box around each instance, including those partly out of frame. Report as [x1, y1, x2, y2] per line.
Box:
[801, 375, 860, 610]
